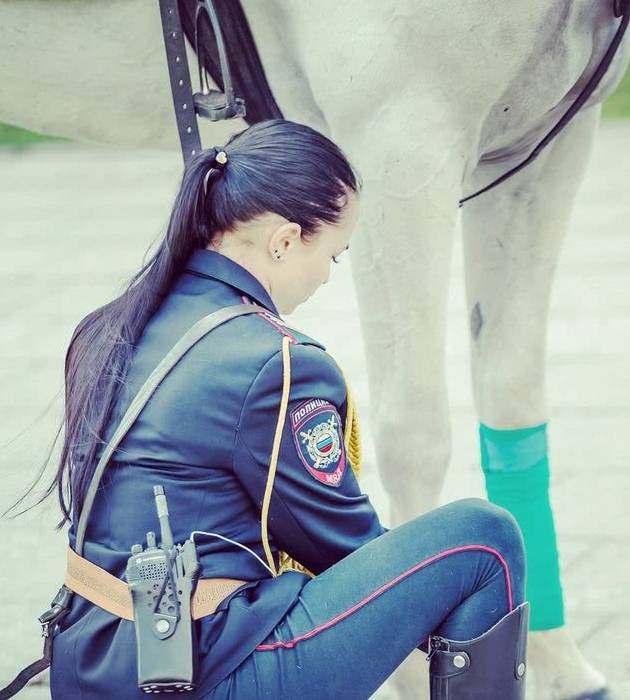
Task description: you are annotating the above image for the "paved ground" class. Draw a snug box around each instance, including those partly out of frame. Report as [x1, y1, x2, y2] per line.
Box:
[0, 120, 629, 699]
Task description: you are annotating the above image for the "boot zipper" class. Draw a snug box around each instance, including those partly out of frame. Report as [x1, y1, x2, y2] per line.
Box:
[426, 635, 447, 662]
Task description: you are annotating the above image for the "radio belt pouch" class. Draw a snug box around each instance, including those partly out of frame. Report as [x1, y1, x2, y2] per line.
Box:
[63, 497, 248, 694]
[64, 547, 247, 623]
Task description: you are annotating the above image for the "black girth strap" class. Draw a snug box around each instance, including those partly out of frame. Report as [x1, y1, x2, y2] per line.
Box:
[459, 0, 630, 206]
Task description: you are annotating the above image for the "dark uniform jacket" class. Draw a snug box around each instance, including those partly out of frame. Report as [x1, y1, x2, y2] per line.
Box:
[51, 248, 386, 698]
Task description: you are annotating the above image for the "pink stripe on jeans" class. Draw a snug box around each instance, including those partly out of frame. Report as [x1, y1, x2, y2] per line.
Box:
[255, 544, 513, 651]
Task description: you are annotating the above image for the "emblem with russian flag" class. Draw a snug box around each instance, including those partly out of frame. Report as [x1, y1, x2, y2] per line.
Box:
[290, 399, 346, 487]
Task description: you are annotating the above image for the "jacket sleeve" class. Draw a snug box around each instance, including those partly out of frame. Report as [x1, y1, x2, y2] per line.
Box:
[232, 343, 387, 575]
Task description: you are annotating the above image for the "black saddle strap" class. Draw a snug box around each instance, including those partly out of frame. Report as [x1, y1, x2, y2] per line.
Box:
[158, 0, 203, 165]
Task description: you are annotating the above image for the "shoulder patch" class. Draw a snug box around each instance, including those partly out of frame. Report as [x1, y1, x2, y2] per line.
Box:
[291, 399, 346, 487]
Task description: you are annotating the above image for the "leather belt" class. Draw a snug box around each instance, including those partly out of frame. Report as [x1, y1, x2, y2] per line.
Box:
[64, 547, 248, 621]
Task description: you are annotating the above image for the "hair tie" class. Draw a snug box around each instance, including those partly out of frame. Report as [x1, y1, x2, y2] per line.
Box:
[213, 148, 228, 167]
[203, 147, 229, 196]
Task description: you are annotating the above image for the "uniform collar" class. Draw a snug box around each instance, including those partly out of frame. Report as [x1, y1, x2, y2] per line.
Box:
[184, 248, 280, 317]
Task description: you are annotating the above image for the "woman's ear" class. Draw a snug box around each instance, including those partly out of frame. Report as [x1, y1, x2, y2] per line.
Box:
[268, 222, 302, 261]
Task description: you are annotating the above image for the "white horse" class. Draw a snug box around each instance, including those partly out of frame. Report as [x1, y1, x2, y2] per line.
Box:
[2, 2, 628, 699]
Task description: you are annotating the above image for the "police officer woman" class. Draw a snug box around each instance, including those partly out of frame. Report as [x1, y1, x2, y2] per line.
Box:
[43, 119, 528, 699]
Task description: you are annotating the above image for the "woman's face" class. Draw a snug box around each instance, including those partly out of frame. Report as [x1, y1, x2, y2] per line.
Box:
[270, 192, 360, 315]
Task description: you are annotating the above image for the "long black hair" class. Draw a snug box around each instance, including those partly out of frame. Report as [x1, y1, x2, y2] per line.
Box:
[5, 118, 362, 527]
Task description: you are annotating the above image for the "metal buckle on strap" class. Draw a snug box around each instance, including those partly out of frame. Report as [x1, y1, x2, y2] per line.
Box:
[0, 586, 74, 700]
[193, 1, 246, 121]
[38, 585, 73, 637]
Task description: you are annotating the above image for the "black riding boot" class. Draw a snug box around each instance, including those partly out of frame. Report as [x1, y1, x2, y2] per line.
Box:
[427, 601, 530, 699]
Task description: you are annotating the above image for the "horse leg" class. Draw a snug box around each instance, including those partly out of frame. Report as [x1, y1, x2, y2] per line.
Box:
[462, 104, 606, 700]
[345, 133, 467, 532]
[335, 120, 470, 700]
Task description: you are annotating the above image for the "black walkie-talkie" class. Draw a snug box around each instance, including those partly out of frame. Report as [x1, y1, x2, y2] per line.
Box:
[125, 485, 200, 694]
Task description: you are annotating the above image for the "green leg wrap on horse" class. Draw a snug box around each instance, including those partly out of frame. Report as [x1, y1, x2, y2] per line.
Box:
[479, 422, 565, 630]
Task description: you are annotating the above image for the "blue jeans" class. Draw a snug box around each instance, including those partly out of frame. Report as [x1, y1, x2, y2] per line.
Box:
[204, 497, 527, 699]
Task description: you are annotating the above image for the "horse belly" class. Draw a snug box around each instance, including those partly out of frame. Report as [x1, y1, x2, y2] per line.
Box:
[478, 1, 630, 161]
[251, 1, 590, 157]
[251, 1, 628, 166]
